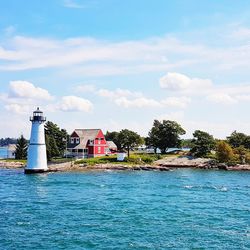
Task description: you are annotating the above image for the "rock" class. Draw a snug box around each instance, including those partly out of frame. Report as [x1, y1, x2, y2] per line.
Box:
[157, 166, 170, 171]
[217, 163, 228, 170]
[79, 163, 87, 167]
[227, 165, 250, 171]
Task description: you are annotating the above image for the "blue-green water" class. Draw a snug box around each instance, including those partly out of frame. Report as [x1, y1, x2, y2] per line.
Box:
[0, 147, 7, 158]
[0, 169, 249, 250]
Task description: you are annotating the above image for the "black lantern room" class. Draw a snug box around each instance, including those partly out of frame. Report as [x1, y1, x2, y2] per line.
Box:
[30, 107, 46, 122]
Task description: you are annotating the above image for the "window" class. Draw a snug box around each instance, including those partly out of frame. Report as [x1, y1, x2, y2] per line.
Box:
[98, 147, 101, 153]
[76, 138, 80, 143]
[84, 149, 88, 153]
[89, 140, 94, 145]
[71, 138, 74, 144]
[98, 138, 101, 144]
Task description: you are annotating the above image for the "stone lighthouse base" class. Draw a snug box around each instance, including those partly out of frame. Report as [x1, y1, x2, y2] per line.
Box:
[24, 168, 48, 174]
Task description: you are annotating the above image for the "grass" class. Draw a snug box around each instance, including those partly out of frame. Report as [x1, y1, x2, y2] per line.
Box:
[1, 159, 27, 163]
[49, 157, 73, 164]
[75, 155, 125, 166]
[74, 153, 177, 166]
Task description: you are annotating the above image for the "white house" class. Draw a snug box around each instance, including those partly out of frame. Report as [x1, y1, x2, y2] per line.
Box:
[7, 144, 16, 159]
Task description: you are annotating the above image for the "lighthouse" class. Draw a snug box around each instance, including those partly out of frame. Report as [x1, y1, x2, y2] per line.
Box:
[25, 107, 48, 174]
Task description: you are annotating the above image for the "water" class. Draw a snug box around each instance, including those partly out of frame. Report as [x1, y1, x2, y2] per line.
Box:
[0, 169, 249, 249]
[0, 147, 7, 159]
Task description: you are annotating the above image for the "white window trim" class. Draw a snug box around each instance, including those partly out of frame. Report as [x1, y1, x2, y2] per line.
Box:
[76, 138, 80, 143]
[71, 138, 74, 144]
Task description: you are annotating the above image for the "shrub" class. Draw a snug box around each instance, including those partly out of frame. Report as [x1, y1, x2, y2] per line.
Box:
[216, 141, 234, 163]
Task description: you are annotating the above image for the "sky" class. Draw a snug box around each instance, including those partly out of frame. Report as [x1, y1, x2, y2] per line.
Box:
[1, 0, 250, 139]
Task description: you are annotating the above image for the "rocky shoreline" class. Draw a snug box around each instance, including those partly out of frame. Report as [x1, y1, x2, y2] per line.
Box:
[155, 156, 250, 171]
[0, 156, 250, 172]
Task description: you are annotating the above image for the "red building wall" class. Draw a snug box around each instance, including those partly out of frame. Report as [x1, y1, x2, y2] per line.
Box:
[93, 130, 107, 155]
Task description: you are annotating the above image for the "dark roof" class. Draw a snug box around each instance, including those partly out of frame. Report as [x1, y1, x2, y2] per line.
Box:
[71, 129, 102, 149]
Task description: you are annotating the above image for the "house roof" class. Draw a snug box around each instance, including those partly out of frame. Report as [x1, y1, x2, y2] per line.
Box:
[107, 141, 117, 149]
[70, 129, 102, 149]
[74, 129, 100, 139]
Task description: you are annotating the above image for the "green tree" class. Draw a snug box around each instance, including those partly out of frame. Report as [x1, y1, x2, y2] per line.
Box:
[45, 134, 60, 161]
[105, 131, 121, 150]
[227, 131, 247, 148]
[0, 137, 17, 147]
[118, 129, 142, 157]
[147, 120, 186, 153]
[233, 146, 248, 164]
[216, 140, 234, 163]
[181, 139, 194, 148]
[15, 135, 28, 159]
[45, 121, 68, 160]
[191, 130, 215, 157]
[243, 136, 250, 149]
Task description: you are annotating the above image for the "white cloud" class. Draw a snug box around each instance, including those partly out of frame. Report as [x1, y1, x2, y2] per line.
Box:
[115, 97, 161, 108]
[0, 27, 249, 76]
[96, 87, 191, 109]
[159, 72, 213, 93]
[58, 95, 93, 112]
[159, 72, 191, 90]
[9, 81, 53, 100]
[159, 72, 250, 106]
[206, 93, 237, 105]
[0, 35, 193, 72]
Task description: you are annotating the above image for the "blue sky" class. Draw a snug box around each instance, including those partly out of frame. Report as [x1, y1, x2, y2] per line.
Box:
[1, 0, 250, 139]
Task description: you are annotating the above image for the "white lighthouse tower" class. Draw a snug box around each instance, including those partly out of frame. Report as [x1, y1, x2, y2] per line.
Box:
[25, 107, 48, 174]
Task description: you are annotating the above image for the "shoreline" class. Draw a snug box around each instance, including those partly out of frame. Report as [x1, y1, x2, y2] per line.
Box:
[1, 157, 250, 172]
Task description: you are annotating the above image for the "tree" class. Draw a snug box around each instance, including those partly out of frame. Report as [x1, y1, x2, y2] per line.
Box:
[147, 120, 186, 153]
[181, 139, 194, 148]
[233, 146, 248, 164]
[190, 130, 215, 157]
[0, 137, 17, 147]
[227, 131, 247, 148]
[45, 121, 68, 160]
[105, 131, 121, 150]
[243, 136, 250, 149]
[15, 135, 28, 159]
[118, 129, 142, 157]
[45, 134, 60, 161]
[216, 140, 234, 163]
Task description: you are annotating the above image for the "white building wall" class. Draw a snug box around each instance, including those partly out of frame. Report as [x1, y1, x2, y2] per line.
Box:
[26, 122, 47, 171]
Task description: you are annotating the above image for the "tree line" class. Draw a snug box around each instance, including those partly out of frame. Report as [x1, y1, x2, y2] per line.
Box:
[13, 119, 250, 164]
[0, 137, 17, 147]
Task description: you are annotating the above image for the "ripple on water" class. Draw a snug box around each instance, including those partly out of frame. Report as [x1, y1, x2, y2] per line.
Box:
[0, 169, 249, 250]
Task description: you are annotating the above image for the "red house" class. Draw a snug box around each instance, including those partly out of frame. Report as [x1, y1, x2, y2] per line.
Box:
[66, 129, 116, 158]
